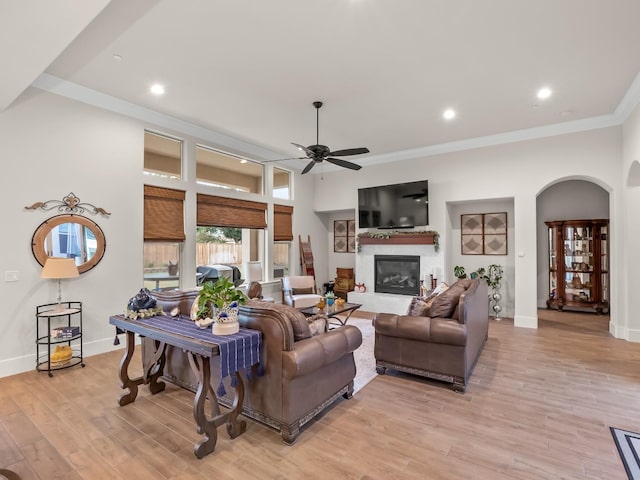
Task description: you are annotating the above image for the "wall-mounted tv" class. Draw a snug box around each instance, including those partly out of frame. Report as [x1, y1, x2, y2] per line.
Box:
[358, 180, 428, 229]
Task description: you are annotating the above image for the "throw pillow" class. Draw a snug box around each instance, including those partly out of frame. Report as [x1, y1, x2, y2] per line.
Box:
[291, 287, 314, 295]
[406, 292, 438, 316]
[428, 281, 468, 318]
[307, 314, 328, 336]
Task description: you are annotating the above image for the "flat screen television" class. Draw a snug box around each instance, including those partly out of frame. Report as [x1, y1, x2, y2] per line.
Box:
[358, 180, 428, 229]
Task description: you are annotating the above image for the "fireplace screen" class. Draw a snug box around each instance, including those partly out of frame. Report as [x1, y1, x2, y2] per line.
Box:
[374, 255, 420, 296]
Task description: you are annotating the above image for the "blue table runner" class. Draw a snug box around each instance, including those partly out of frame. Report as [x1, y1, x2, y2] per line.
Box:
[135, 315, 263, 396]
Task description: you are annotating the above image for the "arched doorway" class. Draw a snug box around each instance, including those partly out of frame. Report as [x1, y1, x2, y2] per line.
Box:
[536, 179, 610, 331]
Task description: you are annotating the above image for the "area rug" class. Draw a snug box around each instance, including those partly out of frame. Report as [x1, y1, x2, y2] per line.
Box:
[348, 316, 377, 394]
[611, 427, 640, 479]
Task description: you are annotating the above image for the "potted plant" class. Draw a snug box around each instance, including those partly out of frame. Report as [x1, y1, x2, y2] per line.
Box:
[325, 291, 336, 306]
[193, 277, 248, 335]
[453, 265, 467, 279]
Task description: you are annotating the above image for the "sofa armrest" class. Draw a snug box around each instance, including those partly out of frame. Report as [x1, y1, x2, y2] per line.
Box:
[374, 313, 432, 341]
[282, 325, 362, 379]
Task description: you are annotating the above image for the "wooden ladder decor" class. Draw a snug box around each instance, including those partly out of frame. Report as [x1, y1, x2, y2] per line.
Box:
[299, 235, 315, 280]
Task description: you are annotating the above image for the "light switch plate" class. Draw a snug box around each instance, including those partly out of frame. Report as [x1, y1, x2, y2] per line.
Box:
[5, 271, 19, 282]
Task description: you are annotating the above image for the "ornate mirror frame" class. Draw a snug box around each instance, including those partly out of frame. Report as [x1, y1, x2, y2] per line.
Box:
[31, 214, 106, 274]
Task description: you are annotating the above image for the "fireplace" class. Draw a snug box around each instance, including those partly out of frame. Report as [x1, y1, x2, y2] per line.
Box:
[374, 255, 421, 296]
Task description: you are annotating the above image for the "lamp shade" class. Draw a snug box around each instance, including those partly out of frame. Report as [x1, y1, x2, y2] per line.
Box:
[40, 258, 80, 279]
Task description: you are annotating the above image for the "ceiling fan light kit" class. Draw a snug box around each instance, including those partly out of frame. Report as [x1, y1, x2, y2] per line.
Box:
[267, 101, 370, 174]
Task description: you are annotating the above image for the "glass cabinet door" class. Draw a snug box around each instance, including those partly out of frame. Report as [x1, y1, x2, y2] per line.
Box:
[563, 225, 593, 304]
[600, 226, 608, 303]
[548, 227, 557, 300]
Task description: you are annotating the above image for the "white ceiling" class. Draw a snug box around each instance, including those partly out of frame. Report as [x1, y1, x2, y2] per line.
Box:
[5, 0, 640, 171]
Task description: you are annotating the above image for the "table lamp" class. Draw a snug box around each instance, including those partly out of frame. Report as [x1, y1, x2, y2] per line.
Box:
[41, 257, 79, 311]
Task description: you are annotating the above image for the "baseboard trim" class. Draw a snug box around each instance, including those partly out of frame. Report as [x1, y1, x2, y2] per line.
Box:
[514, 315, 538, 329]
[0, 336, 136, 379]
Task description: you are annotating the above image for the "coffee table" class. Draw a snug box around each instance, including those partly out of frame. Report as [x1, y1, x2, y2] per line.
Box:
[299, 302, 362, 328]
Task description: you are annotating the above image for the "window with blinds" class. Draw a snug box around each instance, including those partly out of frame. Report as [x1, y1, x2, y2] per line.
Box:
[144, 185, 185, 242]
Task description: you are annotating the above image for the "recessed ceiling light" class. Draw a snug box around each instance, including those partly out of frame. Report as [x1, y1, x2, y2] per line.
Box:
[150, 84, 165, 95]
[537, 87, 552, 100]
[112, 54, 123, 62]
[443, 109, 456, 120]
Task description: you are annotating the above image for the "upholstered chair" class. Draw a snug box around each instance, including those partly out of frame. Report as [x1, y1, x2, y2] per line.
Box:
[281, 276, 322, 309]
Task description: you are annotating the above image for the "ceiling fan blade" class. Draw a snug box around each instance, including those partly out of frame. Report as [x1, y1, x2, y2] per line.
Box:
[301, 160, 316, 174]
[328, 147, 369, 157]
[291, 142, 314, 158]
[326, 157, 362, 171]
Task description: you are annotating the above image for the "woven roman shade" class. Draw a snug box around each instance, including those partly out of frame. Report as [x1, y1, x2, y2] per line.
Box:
[197, 193, 267, 229]
[274, 204, 294, 241]
[144, 185, 185, 241]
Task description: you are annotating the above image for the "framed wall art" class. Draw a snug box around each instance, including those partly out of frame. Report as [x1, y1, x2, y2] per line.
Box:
[461, 212, 507, 255]
[334, 220, 348, 252]
[334, 220, 357, 253]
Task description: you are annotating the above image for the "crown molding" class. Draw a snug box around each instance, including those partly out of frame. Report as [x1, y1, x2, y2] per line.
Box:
[614, 72, 640, 122]
[31, 73, 287, 163]
[32, 72, 640, 171]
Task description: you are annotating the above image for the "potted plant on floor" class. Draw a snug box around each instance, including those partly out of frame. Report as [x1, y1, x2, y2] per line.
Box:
[192, 277, 248, 335]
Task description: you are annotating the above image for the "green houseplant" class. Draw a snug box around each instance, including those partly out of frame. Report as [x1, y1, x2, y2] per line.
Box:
[325, 291, 336, 306]
[194, 277, 248, 335]
[453, 265, 467, 279]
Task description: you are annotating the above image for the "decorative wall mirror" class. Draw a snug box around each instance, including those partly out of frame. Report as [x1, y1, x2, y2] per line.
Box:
[26, 193, 110, 274]
[31, 214, 106, 274]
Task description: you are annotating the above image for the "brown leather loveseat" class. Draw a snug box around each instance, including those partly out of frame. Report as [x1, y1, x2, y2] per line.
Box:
[373, 279, 489, 392]
[144, 290, 362, 444]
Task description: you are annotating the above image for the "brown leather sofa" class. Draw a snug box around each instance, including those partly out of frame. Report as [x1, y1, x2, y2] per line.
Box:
[143, 290, 362, 444]
[373, 279, 489, 392]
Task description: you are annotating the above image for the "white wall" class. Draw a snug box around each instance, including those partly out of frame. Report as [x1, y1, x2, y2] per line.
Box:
[0, 88, 143, 376]
[448, 199, 515, 318]
[1, 86, 637, 379]
[0, 88, 319, 377]
[622, 101, 640, 340]
[313, 127, 622, 330]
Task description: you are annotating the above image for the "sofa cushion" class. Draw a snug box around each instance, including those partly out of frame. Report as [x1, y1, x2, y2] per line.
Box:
[292, 287, 314, 295]
[307, 314, 328, 336]
[428, 280, 470, 318]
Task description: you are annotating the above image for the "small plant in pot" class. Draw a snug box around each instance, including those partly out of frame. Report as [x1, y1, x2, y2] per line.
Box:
[325, 291, 336, 306]
[192, 277, 248, 335]
[453, 265, 467, 279]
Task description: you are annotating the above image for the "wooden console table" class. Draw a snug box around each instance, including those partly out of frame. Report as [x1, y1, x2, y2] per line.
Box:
[109, 314, 261, 458]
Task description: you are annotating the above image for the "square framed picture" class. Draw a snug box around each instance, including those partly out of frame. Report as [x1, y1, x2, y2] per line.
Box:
[334, 220, 348, 237]
[334, 236, 348, 253]
[461, 212, 507, 255]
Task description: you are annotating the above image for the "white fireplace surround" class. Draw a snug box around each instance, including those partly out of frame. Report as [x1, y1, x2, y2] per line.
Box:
[348, 243, 441, 314]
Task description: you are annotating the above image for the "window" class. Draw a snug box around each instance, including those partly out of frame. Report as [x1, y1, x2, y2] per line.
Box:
[196, 226, 264, 286]
[143, 185, 185, 290]
[144, 131, 182, 180]
[273, 243, 290, 279]
[196, 194, 267, 285]
[143, 242, 181, 291]
[273, 167, 291, 199]
[196, 146, 263, 194]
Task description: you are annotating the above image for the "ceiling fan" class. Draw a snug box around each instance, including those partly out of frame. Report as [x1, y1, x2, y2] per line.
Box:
[268, 101, 369, 174]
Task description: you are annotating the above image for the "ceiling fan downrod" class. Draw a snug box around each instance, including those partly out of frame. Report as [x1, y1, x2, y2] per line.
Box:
[313, 101, 322, 145]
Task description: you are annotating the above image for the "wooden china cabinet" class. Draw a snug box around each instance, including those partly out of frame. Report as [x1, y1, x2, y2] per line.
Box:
[545, 219, 609, 314]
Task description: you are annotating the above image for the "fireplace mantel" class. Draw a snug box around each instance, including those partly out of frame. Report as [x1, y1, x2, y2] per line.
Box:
[358, 232, 437, 246]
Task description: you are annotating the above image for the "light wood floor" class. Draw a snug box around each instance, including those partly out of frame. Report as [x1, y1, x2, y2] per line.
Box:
[1, 310, 638, 479]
